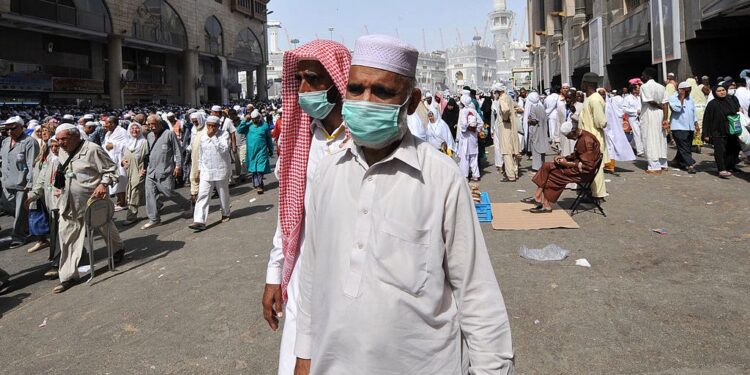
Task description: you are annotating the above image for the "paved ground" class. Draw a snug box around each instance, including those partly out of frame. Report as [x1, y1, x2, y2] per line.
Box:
[0, 146, 748, 374]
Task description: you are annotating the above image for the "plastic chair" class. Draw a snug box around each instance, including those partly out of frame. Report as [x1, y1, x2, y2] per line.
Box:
[84, 198, 115, 284]
[569, 154, 606, 217]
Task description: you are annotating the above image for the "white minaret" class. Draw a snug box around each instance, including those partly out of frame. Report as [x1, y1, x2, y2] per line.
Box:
[268, 21, 282, 53]
[489, 0, 514, 81]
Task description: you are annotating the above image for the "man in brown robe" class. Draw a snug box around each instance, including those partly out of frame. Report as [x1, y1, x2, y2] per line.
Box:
[525, 121, 601, 213]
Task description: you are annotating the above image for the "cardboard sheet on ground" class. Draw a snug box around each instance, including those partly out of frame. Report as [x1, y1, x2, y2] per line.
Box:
[491, 203, 580, 231]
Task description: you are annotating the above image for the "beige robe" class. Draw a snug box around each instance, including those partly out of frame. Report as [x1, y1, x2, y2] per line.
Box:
[123, 143, 147, 208]
[190, 127, 207, 196]
[498, 93, 520, 156]
[578, 93, 608, 198]
[57, 141, 123, 282]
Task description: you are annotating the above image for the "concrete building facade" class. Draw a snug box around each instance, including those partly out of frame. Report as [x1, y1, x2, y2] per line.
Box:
[416, 51, 447, 95]
[446, 44, 498, 93]
[527, 0, 750, 92]
[0, 0, 269, 107]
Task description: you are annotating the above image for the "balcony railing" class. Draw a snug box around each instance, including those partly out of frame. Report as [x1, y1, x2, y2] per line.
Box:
[231, 0, 268, 21]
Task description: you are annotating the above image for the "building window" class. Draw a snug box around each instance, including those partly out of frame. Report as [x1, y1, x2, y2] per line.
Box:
[10, 0, 112, 33]
[133, 0, 187, 49]
[235, 28, 264, 65]
[205, 16, 224, 55]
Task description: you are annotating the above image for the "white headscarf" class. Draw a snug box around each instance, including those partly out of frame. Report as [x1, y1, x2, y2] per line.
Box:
[127, 122, 146, 152]
[190, 111, 206, 132]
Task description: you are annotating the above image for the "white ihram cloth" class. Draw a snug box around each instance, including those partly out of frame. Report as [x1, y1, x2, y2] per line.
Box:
[294, 132, 514, 374]
[426, 117, 456, 153]
[622, 93, 644, 155]
[605, 96, 636, 161]
[457, 105, 480, 178]
[407, 113, 427, 141]
[492, 98, 504, 167]
[267, 119, 348, 375]
[640, 79, 669, 170]
[544, 93, 560, 142]
[104, 126, 128, 195]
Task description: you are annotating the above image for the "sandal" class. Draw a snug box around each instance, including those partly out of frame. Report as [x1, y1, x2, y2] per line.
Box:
[719, 171, 732, 179]
[53, 280, 75, 294]
[520, 197, 538, 204]
[501, 177, 517, 182]
[529, 206, 553, 214]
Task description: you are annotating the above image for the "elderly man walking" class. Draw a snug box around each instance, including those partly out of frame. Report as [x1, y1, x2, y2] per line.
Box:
[142, 115, 191, 230]
[51, 125, 124, 293]
[260, 39, 351, 375]
[293, 35, 514, 375]
[1, 116, 39, 248]
[189, 116, 231, 231]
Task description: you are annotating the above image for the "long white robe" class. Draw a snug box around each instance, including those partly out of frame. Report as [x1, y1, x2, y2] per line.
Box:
[605, 96, 636, 161]
[104, 126, 128, 195]
[516, 96, 527, 150]
[426, 118, 456, 153]
[544, 93, 560, 143]
[407, 114, 427, 142]
[640, 80, 669, 166]
[622, 93, 644, 156]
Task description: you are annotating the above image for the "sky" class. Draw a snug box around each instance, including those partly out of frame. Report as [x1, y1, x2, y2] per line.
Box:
[268, 0, 528, 52]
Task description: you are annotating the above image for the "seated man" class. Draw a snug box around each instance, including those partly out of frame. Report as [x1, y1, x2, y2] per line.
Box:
[524, 121, 601, 213]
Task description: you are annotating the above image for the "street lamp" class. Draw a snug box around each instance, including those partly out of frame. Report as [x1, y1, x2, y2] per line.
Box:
[328, 27, 334, 40]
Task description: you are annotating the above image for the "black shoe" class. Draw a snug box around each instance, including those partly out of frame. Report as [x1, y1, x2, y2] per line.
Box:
[8, 240, 26, 249]
[687, 165, 697, 174]
[113, 249, 125, 264]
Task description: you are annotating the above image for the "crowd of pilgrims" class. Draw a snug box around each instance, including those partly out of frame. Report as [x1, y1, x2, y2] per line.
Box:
[0, 101, 281, 293]
[1, 69, 749, 293]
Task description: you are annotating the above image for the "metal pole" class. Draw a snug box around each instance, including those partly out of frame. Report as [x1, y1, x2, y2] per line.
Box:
[657, 0, 668, 81]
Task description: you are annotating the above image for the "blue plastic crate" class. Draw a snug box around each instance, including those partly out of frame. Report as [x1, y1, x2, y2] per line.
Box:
[475, 192, 492, 223]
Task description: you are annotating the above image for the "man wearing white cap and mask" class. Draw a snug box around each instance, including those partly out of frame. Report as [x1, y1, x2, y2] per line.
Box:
[1, 116, 39, 248]
[293, 35, 514, 375]
[211, 105, 240, 184]
[189, 115, 231, 231]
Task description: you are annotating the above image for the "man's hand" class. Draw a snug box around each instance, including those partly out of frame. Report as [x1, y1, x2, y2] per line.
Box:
[173, 167, 182, 178]
[140, 168, 146, 177]
[662, 120, 670, 130]
[105, 142, 114, 151]
[53, 189, 62, 198]
[92, 183, 108, 199]
[23, 197, 34, 210]
[294, 358, 311, 375]
[262, 283, 283, 331]
[122, 160, 130, 169]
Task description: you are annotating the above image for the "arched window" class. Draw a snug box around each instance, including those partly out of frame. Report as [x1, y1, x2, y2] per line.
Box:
[10, 0, 112, 33]
[132, 0, 187, 49]
[455, 71, 464, 81]
[205, 16, 223, 55]
[235, 28, 264, 65]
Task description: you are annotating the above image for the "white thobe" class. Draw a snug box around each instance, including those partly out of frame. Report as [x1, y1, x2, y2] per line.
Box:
[605, 96, 636, 161]
[407, 114, 427, 141]
[622, 93, 644, 155]
[735, 87, 750, 114]
[193, 130, 231, 224]
[516, 97, 527, 149]
[544, 93, 560, 143]
[104, 126, 128, 195]
[640, 79, 669, 170]
[457, 108, 479, 178]
[492, 99, 504, 167]
[295, 132, 514, 375]
[267, 120, 348, 375]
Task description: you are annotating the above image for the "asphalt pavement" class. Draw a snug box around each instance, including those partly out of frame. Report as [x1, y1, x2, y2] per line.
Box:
[0, 146, 748, 374]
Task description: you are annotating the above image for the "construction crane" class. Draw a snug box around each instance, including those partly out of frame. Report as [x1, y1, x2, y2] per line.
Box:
[283, 28, 293, 50]
[364, 25, 370, 34]
[482, 19, 490, 47]
[455, 28, 463, 47]
[519, 5, 528, 42]
[473, 27, 482, 46]
[422, 28, 428, 52]
[439, 28, 446, 50]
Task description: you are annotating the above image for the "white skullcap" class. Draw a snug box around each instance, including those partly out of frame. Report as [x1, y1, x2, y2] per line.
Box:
[2, 116, 23, 125]
[277, 108, 283, 113]
[85, 121, 98, 127]
[205, 115, 221, 124]
[251, 110, 261, 119]
[678, 81, 691, 89]
[560, 121, 574, 136]
[499, 86, 507, 92]
[491, 83, 502, 92]
[424, 92, 432, 98]
[233, 105, 241, 111]
[351, 35, 419, 78]
[83, 114, 94, 120]
[63, 114, 74, 121]
[55, 123, 78, 134]
[461, 89, 471, 96]
[167, 112, 175, 117]
[211, 105, 222, 112]
[562, 82, 571, 88]
[190, 112, 203, 119]
[668, 72, 675, 77]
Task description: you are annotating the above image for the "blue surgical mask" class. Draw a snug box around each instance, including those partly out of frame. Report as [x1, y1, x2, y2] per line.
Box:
[342, 96, 409, 148]
[298, 87, 336, 119]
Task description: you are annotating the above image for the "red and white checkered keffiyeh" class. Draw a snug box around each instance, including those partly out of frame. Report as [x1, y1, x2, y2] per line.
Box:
[279, 40, 351, 302]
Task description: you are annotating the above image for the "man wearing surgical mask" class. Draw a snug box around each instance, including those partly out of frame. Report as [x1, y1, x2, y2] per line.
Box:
[293, 35, 514, 375]
[261, 39, 351, 375]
